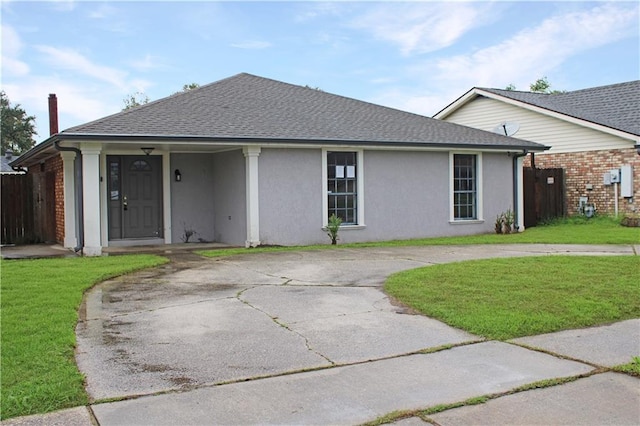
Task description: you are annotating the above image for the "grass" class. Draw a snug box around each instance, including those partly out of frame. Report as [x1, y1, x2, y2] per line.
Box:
[612, 357, 640, 377]
[354, 215, 639, 246]
[384, 256, 640, 340]
[0, 255, 168, 420]
[197, 216, 640, 258]
[1, 216, 637, 419]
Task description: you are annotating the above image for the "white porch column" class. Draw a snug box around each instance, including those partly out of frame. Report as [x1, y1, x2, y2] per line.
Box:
[243, 146, 261, 247]
[81, 144, 102, 256]
[516, 156, 526, 232]
[60, 151, 77, 249]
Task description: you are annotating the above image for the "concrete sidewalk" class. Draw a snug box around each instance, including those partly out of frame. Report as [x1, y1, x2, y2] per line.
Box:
[2, 244, 639, 425]
[5, 319, 638, 425]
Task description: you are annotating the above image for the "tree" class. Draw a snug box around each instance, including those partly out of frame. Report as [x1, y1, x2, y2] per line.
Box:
[122, 92, 150, 110]
[123, 83, 202, 110]
[173, 83, 200, 95]
[529, 76, 552, 93]
[504, 77, 565, 94]
[181, 83, 199, 91]
[1, 91, 37, 155]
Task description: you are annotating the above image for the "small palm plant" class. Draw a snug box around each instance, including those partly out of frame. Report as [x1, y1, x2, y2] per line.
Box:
[326, 214, 343, 245]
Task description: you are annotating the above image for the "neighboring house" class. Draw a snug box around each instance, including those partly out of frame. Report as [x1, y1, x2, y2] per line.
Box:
[434, 81, 640, 218]
[12, 73, 546, 256]
[1, 151, 24, 174]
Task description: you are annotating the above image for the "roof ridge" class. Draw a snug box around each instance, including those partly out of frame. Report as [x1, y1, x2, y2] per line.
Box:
[478, 87, 548, 95]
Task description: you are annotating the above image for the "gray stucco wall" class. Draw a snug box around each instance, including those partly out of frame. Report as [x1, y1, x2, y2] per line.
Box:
[170, 153, 215, 243]
[348, 150, 514, 242]
[258, 148, 324, 245]
[482, 152, 516, 229]
[212, 149, 246, 246]
[359, 150, 450, 241]
[254, 149, 515, 246]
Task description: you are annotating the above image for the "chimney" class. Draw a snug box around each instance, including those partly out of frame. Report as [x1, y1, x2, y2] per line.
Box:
[48, 94, 59, 136]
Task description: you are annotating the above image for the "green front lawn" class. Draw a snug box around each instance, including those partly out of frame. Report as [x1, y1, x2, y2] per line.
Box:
[356, 215, 639, 246]
[1, 215, 637, 420]
[197, 216, 639, 258]
[385, 256, 640, 340]
[0, 255, 168, 420]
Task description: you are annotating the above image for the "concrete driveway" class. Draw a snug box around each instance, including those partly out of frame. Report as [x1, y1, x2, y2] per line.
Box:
[69, 244, 639, 425]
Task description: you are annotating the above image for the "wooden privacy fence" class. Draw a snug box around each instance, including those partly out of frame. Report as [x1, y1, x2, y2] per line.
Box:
[1, 174, 35, 244]
[523, 167, 565, 227]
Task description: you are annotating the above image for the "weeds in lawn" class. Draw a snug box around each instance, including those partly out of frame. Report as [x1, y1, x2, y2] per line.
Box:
[612, 356, 640, 377]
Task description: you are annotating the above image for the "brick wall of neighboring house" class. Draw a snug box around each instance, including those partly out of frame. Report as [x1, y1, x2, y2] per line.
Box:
[524, 147, 639, 217]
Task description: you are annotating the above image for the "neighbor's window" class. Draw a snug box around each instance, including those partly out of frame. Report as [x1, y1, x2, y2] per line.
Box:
[453, 154, 477, 220]
[327, 151, 358, 224]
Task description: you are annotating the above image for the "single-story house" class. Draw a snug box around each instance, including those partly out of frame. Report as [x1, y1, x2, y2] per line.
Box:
[434, 81, 640, 217]
[12, 73, 546, 256]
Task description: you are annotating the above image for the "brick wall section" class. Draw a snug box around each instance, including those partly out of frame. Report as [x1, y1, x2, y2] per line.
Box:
[524, 148, 639, 216]
[49, 154, 64, 244]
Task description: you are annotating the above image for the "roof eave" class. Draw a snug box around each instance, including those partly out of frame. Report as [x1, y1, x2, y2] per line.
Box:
[56, 132, 548, 152]
[9, 135, 60, 168]
[11, 131, 548, 168]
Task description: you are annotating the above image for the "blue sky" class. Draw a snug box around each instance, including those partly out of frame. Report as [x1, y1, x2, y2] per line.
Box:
[2, 1, 639, 142]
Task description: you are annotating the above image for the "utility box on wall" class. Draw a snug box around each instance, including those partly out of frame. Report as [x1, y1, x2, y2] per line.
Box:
[620, 165, 633, 198]
[609, 169, 621, 183]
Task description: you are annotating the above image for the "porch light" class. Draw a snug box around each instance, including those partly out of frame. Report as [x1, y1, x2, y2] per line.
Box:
[175, 169, 182, 182]
[141, 147, 155, 155]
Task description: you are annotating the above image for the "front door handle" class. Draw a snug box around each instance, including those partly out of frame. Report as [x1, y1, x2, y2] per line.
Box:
[123, 195, 128, 211]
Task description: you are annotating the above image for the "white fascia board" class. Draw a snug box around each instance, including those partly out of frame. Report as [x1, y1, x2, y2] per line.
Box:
[433, 88, 479, 119]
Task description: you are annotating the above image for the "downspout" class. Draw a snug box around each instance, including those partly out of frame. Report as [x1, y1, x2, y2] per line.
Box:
[512, 150, 528, 232]
[54, 141, 84, 253]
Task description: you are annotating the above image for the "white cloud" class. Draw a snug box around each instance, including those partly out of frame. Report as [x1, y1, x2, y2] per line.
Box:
[1, 25, 30, 76]
[369, 87, 467, 118]
[87, 3, 116, 19]
[48, 0, 76, 12]
[294, 2, 345, 22]
[4, 78, 120, 138]
[5, 44, 154, 137]
[130, 54, 164, 72]
[35, 45, 129, 90]
[434, 3, 640, 89]
[370, 3, 639, 116]
[350, 3, 497, 56]
[230, 40, 272, 49]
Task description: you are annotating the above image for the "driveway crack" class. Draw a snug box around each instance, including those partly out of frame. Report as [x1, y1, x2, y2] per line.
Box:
[236, 287, 335, 365]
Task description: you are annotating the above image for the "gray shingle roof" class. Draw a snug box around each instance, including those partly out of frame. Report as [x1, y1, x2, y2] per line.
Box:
[480, 81, 640, 136]
[62, 73, 544, 150]
[1, 152, 23, 173]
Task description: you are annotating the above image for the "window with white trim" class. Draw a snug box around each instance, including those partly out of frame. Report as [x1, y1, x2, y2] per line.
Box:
[327, 151, 358, 224]
[453, 154, 478, 220]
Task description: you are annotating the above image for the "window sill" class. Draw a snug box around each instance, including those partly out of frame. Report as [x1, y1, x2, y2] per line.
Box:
[449, 219, 484, 225]
[322, 224, 366, 231]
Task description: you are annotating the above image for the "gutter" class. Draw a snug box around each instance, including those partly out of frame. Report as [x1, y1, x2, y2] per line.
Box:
[54, 141, 84, 253]
[51, 132, 546, 152]
[512, 150, 529, 231]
